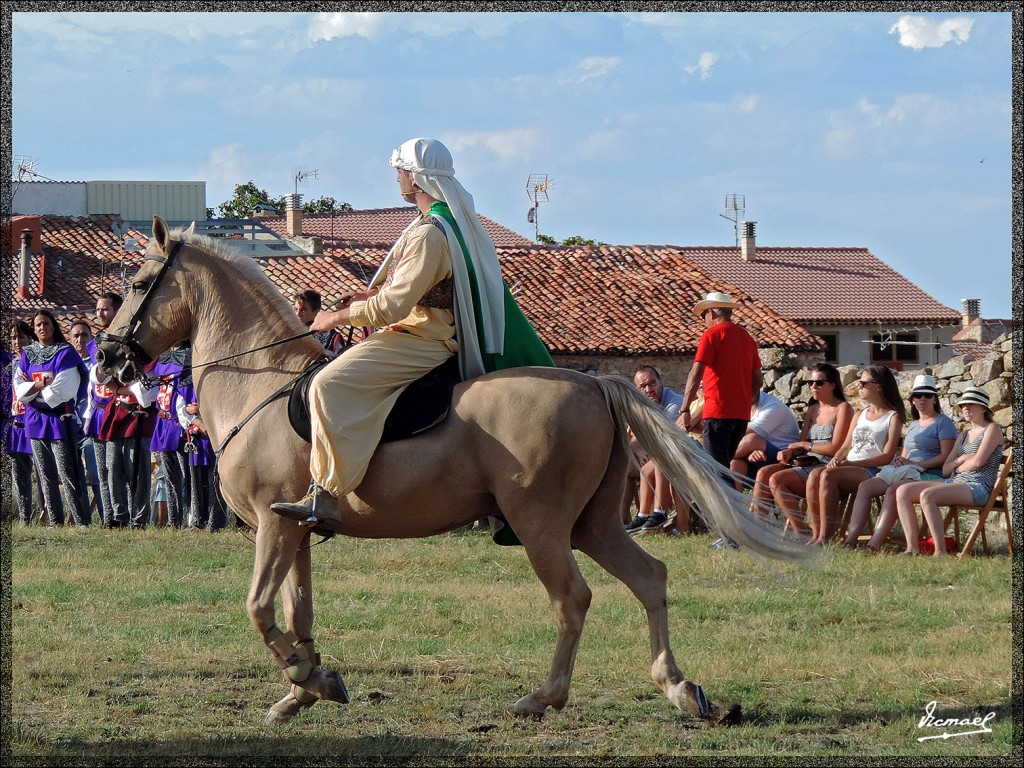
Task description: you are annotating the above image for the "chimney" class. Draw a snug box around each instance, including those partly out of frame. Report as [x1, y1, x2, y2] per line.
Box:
[285, 193, 303, 237]
[17, 229, 33, 300]
[961, 298, 981, 327]
[740, 221, 757, 261]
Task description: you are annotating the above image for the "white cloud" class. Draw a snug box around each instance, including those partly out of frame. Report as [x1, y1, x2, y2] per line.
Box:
[443, 129, 540, 164]
[309, 12, 515, 43]
[580, 56, 621, 81]
[888, 16, 974, 51]
[685, 52, 719, 80]
[735, 94, 758, 113]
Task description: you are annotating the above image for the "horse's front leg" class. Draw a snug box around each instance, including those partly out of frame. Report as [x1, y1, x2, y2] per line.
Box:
[265, 530, 349, 725]
[245, 517, 344, 724]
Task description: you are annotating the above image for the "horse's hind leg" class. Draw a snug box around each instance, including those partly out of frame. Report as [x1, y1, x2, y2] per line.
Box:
[571, 450, 740, 725]
[511, 527, 593, 719]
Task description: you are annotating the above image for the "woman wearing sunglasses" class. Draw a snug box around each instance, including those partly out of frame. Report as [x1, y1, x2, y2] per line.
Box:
[846, 374, 957, 550]
[893, 386, 1003, 556]
[750, 363, 853, 539]
[804, 365, 906, 545]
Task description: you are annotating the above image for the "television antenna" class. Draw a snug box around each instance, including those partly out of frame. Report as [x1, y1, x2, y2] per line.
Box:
[14, 156, 40, 181]
[719, 194, 746, 247]
[293, 166, 319, 196]
[526, 174, 551, 242]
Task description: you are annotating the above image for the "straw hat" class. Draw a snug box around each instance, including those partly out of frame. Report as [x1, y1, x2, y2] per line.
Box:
[911, 374, 938, 396]
[957, 386, 991, 411]
[693, 291, 739, 319]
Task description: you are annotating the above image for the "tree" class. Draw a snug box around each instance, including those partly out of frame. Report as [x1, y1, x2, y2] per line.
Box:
[303, 195, 353, 214]
[216, 181, 283, 219]
[537, 233, 604, 246]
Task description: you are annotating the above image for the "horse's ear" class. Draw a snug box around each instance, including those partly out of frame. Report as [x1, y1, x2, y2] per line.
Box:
[184, 221, 196, 236]
[152, 216, 171, 254]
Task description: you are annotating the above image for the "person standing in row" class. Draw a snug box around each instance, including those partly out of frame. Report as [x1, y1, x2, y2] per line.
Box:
[14, 309, 90, 527]
[5, 319, 38, 524]
[83, 292, 123, 526]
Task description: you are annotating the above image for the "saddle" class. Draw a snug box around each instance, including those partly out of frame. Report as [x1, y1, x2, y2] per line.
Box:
[287, 356, 460, 445]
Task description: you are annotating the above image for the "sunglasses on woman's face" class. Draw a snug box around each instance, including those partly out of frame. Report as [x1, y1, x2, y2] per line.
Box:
[809, 380, 829, 387]
[912, 393, 935, 400]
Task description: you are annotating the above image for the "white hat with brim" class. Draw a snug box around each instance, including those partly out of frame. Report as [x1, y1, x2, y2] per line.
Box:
[911, 374, 938, 395]
[957, 386, 991, 411]
[694, 291, 739, 318]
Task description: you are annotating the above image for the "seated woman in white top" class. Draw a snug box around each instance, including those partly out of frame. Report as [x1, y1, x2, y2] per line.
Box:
[804, 365, 906, 546]
[848, 374, 957, 550]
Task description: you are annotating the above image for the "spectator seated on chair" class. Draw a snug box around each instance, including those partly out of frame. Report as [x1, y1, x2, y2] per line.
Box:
[804, 365, 905, 546]
[750, 363, 853, 539]
[729, 389, 800, 490]
[625, 365, 684, 534]
[850, 374, 957, 551]
[892, 386, 1003, 557]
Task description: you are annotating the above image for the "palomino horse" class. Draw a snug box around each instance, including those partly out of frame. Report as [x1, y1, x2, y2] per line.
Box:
[96, 216, 810, 727]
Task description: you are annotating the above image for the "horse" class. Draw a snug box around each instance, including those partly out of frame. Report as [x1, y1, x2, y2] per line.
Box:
[96, 216, 812, 727]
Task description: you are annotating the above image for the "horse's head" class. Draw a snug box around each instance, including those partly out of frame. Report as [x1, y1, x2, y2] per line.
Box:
[96, 215, 194, 383]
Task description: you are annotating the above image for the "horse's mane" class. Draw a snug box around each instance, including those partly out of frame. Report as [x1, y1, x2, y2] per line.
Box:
[168, 227, 302, 324]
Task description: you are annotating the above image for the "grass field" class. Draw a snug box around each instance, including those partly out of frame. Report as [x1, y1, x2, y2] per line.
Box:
[5, 523, 1018, 763]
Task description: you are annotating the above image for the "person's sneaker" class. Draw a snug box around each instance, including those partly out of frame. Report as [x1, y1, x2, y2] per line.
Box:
[625, 515, 649, 532]
[641, 511, 668, 530]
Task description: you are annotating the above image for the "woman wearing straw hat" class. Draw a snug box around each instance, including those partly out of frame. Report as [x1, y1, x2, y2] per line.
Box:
[893, 386, 1004, 556]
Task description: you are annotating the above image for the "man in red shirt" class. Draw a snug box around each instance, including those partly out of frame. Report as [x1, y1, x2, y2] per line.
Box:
[678, 292, 762, 469]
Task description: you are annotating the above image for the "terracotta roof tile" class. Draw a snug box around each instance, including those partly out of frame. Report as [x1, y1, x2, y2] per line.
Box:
[685, 246, 959, 325]
[5, 216, 822, 354]
[259, 207, 533, 247]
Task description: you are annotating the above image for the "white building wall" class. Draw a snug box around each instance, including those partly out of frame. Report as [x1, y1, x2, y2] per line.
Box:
[805, 324, 960, 370]
[12, 181, 88, 216]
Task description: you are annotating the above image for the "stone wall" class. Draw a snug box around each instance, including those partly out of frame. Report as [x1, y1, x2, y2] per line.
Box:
[762, 333, 1015, 442]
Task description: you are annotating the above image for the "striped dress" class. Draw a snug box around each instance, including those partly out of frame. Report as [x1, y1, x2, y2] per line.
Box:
[947, 425, 1003, 494]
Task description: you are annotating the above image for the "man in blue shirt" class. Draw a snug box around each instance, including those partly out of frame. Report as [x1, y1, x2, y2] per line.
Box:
[627, 365, 684, 533]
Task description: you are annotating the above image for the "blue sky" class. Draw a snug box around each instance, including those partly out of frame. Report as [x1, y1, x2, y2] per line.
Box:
[10, 9, 1015, 318]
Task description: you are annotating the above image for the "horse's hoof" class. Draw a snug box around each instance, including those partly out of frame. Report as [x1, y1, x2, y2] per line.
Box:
[294, 668, 350, 704]
[318, 669, 350, 704]
[511, 693, 548, 720]
[264, 692, 317, 726]
[670, 680, 741, 727]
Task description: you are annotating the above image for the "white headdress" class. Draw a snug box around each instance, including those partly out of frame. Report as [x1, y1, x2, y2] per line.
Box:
[388, 138, 506, 376]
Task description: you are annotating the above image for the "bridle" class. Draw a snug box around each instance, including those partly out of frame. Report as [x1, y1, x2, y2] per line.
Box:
[95, 239, 183, 377]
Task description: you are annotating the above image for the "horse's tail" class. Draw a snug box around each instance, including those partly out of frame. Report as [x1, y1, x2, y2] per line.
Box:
[595, 375, 819, 567]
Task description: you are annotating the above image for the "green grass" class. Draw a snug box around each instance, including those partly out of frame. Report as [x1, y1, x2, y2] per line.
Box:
[5, 524, 1017, 763]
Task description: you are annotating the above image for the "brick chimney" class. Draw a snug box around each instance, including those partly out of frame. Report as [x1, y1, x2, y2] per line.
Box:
[285, 193, 303, 237]
[17, 229, 33, 300]
[961, 298, 980, 327]
[740, 221, 757, 261]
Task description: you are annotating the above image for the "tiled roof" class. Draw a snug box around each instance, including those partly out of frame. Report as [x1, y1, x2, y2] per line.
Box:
[5, 215, 822, 354]
[684, 246, 960, 325]
[5, 215, 149, 331]
[259, 207, 534, 247]
[492, 244, 823, 355]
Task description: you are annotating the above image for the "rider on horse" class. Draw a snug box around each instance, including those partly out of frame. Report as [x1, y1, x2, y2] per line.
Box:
[271, 137, 553, 530]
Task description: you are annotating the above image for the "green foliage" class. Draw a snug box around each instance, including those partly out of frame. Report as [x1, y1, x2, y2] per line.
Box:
[537, 233, 604, 246]
[216, 181, 283, 219]
[303, 195, 353, 214]
[8, 527, 1014, 759]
